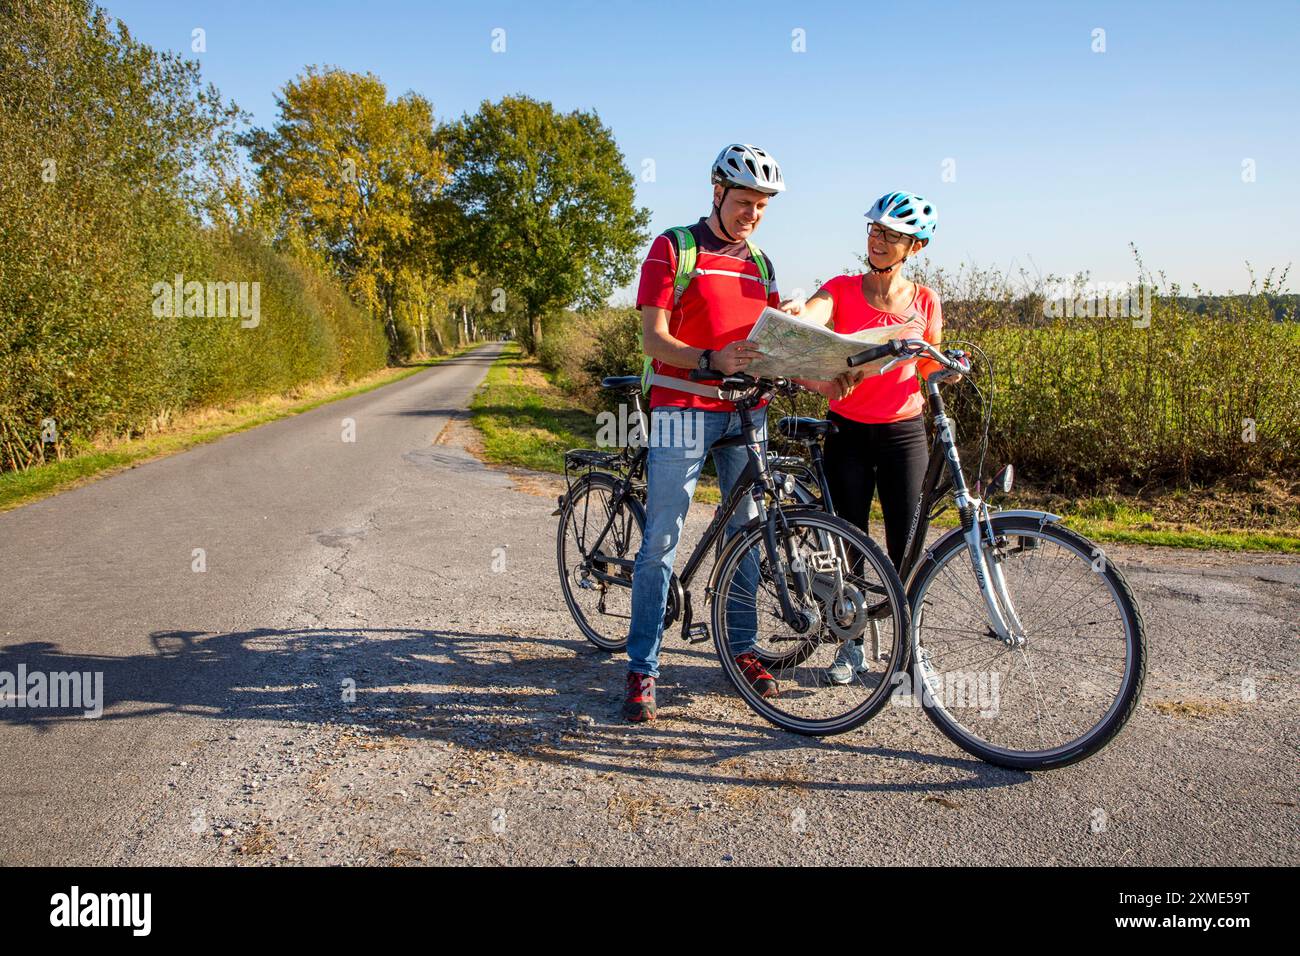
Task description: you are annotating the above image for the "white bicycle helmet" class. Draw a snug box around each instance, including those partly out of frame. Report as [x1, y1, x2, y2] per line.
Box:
[711, 143, 785, 195]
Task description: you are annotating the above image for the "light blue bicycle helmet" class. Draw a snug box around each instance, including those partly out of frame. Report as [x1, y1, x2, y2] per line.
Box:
[866, 191, 938, 242]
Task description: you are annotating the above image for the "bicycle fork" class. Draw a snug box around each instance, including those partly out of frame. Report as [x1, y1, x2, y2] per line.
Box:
[756, 492, 823, 635]
[958, 502, 1027, 646]
[934, 405, 1026, 647]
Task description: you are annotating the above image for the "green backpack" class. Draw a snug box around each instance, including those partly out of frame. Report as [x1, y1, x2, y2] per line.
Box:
[639, 226, 773, 397]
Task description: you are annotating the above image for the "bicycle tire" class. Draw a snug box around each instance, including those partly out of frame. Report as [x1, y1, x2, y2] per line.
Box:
[556, 471, 644, 652]
[711, 510, 910, 736]
[907, 514, 1146, 770]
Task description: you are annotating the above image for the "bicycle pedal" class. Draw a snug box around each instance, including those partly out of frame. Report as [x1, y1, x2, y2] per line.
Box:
[683, 623, 710, 644]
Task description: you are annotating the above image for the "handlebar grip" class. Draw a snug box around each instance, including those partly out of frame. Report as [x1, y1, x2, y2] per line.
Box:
[691, 367, 757, 390]
[846, 340, 901, 368]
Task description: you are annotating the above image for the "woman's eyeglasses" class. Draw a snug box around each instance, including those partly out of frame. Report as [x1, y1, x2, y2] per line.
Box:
[868, 223, 910, 244]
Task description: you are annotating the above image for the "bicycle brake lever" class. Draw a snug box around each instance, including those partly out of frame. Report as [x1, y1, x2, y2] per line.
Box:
[879, 355, 907, 374]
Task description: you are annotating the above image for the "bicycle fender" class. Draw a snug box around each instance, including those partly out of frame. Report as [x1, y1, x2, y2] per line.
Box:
[904, 510, 1064, 593]
[988, 509, 1063, 524]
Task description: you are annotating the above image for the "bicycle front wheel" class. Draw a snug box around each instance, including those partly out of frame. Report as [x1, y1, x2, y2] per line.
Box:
[908, 514, 1146, 770]
[556, 472, 644, 651]
[711, 511, 910, 736]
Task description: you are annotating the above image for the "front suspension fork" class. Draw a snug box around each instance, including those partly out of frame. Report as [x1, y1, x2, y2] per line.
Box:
[756, 493, 820, 634]
[961, 503, 1026, 645]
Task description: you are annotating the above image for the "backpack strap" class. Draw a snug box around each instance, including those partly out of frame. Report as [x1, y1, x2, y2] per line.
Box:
[647, 372, 723, 400]
[745, 239, 773, 293]
[642, 226, 697, 395]
[641, 227, 771, 399]
[669, 226, 697, 305]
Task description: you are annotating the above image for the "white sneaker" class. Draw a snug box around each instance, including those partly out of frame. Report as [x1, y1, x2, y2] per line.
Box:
[827, 639, 868, 685]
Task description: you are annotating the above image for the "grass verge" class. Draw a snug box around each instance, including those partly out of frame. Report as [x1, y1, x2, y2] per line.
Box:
[0, 344, 486, 513]
[468, 345, 1300, 553]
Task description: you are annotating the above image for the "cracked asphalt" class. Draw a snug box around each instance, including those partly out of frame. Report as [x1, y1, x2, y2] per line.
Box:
[1, 342, 1296, 866]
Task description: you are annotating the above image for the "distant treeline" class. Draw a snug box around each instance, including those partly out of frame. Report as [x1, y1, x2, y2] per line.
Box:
[1176, 295, 1298, 322]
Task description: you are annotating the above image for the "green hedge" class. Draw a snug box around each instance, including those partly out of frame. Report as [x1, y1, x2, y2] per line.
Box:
[0, 0, 390, 471]
[538, 285, 1298, 493]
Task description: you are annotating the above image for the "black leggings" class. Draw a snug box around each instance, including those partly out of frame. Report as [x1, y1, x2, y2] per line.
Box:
[823, 412, 929, 570]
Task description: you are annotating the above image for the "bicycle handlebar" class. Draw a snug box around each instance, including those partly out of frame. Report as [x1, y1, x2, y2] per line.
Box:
[845, 341, 901, 367]
[846, 338, 972, 376]
[689, 367, 812, 397]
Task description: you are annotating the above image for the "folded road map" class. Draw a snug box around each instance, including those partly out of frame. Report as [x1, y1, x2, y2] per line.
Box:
[744, 306, 924, 381]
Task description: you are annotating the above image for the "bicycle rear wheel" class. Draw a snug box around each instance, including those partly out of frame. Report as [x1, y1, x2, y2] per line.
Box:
[556, 472, 644, 651]
[907, 514, 1146, 770]
[711, 510, 909, 735]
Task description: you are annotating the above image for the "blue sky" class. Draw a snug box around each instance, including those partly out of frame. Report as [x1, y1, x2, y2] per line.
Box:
[105, 0, 1300, 298]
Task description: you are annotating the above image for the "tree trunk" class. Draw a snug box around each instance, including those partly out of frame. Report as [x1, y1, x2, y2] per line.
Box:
[383, 288, 400, 363]
[528, 314, 542, 354]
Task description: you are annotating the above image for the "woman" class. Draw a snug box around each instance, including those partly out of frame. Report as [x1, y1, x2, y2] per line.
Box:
[783, 191, 946, 684]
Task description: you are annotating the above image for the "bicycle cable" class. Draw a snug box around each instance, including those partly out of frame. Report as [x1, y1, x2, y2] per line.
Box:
[947, 340, 995, 492]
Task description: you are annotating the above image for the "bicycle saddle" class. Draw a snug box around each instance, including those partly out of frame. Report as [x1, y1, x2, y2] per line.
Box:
[601, 376, 643, 393]
[776, 417, 838, 441]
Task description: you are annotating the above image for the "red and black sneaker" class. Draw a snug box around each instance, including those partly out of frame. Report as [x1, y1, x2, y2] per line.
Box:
[623, 672, 657, 722]
[735, 653, 779, 699]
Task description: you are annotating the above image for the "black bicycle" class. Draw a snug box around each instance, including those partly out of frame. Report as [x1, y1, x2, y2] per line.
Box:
[554, 370, 912, 735]
[779, 337, 1145, 770]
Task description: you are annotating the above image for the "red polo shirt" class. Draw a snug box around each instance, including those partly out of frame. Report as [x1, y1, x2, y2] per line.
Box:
[636, 219, 779, 411]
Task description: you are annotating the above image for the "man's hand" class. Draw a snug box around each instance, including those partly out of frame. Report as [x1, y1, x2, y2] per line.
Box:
[779, 297, 805, 316]
[711, 339, 764, 375]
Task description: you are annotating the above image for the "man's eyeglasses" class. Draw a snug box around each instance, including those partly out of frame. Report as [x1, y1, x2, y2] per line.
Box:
[868, 223, 910, 244]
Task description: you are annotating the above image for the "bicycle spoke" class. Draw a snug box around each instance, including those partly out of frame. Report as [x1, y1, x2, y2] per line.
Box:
[713, 512, 907, 734]
[558, 477, 642, 650]
[914, 523, 1139, 763]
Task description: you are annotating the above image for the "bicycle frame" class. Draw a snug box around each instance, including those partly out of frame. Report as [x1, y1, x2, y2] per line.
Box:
[895, 374, 1029, 645]
[569, 392, 832, 644]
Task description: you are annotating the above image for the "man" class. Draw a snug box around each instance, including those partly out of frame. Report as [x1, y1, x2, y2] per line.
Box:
[622, 143, 786, 722]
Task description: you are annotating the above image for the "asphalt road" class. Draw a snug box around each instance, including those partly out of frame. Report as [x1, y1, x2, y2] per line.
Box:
[1, 341, 1296, 866]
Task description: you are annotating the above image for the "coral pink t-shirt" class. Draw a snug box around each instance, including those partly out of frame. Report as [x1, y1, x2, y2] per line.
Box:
[819, 274, 943, 424]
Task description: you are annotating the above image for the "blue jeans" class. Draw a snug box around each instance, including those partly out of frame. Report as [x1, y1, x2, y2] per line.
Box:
[626, 406, 768, 678]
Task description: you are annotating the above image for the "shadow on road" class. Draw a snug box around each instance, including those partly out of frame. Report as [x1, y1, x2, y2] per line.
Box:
[0, 625, 1027, 795]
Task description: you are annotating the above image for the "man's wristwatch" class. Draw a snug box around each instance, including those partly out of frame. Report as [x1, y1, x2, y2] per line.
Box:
[697, 349, 714, 371]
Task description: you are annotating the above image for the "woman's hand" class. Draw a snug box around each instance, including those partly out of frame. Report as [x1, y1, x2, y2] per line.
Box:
[711, 339, 764, 375]
[811, 368, 867, 401]
[780, 292, 834, 329]
[831, 369, 867, 400]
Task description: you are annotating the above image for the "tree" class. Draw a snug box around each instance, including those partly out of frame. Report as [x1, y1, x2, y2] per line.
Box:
[241, 67, 444, 358]
[0, 0, 245, 465]
[434, 95, 649, 353]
